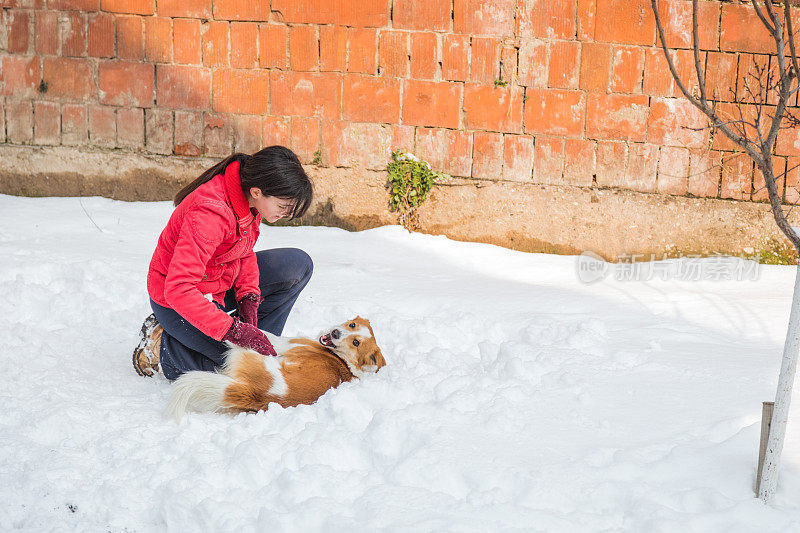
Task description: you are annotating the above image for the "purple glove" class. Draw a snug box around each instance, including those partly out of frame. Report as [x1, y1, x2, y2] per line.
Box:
[237, 293, 261, 327]
[222, 318, 277, 356]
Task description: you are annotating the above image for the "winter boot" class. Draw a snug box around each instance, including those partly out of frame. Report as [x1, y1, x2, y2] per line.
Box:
[132, 314, 163, 377]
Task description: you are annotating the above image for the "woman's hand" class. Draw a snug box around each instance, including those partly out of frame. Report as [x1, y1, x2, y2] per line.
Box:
[237, 292, 261, 327]
[222, 318, 277, 356]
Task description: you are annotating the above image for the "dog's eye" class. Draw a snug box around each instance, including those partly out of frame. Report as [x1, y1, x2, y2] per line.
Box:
[349, 323, 356, 328]
[352, 339, 360, 346]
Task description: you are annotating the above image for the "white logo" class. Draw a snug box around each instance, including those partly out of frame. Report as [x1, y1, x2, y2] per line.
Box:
[576, 251, 609, 284]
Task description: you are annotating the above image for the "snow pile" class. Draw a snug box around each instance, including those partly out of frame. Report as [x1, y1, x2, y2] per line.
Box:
[1, 194, 800, 531]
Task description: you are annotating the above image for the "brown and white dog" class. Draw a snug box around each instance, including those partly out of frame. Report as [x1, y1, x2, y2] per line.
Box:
[165, 317, 386, 420]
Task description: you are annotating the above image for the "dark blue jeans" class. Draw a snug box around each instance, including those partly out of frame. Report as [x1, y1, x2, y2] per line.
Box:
[152, 248, 313, 380]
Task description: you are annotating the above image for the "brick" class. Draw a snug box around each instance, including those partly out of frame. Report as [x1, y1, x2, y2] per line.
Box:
[116, 107, 144, 150]
[688, 149, 720, 197]
[145, 16, 171, 63]
[101, 0, 153, 15]
[415, 127, 473, 176]
[586, 93, 648, 141]
[720, 152, 753, 200]
[212, 69, 268, 114]
[259, 24, 288, 69]
[232, 115, 262, 154]
[271, 0, 389, 27]
[390, 125, 415, 153]
[347, 28, 376, 74]
[577, 0, 596, 41]
[0, 56, 41, 98]
[270, 71, 341, 119]
[402, 80, 461, 129]
[6, 100, 33, 144]
[517, 0, 576, 40]
[290, 116, 319, 164]
[88, 104, 116, 148]
[705, 52, 738, 102]
[156, 65, 211, 110]
[8, 10, 30, 54]
[523, 88, 584, 137]
[88, 12, 114, 58]
[563, 138, 594, 186]
[35, 11, 59, 55]
[379, 30, 408, 77]
[342, 74, 401, 123]
[624, 143, 659, 193]
[737, 54, 770, 104]
[713, 102, 769, 151]
[463, 84, 523, 133]
[321, 25, 347, 72]
[549, 41, 580, 90]
[213, 0, 270, 21]
[647, 97, 708, 149]
[533, 137, 565, 184]
[441, 34, 468, 81]
[643, 48, 698, 98]
[470, 37, 500, 84]
[517, 39, 547, 87]
[202, 21, 228, 67]
[776, 122, 800, 156]
[657, 0, 720, 51]
[173, 18, 201, 64]
[49, 0, 100, 9]
[157, 0, 210, 18]
[262, 115, 290, 147]
[61, 12, 86, 57]
[502, 134, 534, 181]
[116, 15, 144, 60]
[34, 101, 60, 145]
[595, 140, 628, 187]
[174, 110, 203, 156]
[229, 22, 258, 69]
[322, 121, 392, 169]
[596, 0, 654, 46]
[611, 45, 644, 94]
[720, 3, 773, 54]
[500, 46, 517, 84]
[580, 42, 611, 92]
[393, 0, 451, 31]
[753, 158, 786, 203]
[98, 60, 154, 107]
[43, 57, 94, 102]
[471, 131, 503, 179]
[204, 113, 230, 156]
[61, 104, 88, 145]
[786, 157, 800, 204]
[410, 32, 437, 79]
[289, 25, 318, 72]
[657, 145, 689, 195]
[454, 0, 515, 36]
[145, 108, 172, 154]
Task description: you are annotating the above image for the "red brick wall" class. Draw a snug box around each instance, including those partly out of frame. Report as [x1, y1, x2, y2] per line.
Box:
[0, 0, 796, 204]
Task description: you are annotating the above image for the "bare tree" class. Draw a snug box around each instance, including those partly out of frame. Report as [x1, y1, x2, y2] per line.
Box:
[650, 0, 800, 502]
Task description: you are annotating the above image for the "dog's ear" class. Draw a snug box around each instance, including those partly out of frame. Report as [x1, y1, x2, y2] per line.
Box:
[367, 347, 386, 370]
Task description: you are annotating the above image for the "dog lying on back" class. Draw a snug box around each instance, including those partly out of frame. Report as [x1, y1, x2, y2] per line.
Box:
[166, 317, 386, 420]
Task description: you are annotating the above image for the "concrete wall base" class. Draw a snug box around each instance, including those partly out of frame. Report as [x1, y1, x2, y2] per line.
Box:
[1, 144, 796, 262]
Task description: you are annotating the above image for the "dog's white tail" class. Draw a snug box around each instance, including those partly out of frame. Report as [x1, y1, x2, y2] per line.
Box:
[165, 371, 234, 422]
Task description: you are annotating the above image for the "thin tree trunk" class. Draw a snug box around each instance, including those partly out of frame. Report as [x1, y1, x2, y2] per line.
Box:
[759, 263, 800, 501]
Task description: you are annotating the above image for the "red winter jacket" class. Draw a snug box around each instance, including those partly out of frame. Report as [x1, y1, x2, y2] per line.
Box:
[147, 161, 261, 341]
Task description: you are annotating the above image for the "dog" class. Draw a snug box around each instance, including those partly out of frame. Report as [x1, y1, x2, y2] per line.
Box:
[165, 317, 386, 420]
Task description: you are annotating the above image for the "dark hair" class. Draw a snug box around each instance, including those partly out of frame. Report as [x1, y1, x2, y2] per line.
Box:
[173, 146, 313, 220]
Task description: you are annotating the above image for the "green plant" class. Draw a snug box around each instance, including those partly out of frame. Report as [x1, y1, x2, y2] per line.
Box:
[494, 78, 509, 87]
[749, 238, 799, 265]
[311, 150, 322, 166]
[387, 150, 448, 229]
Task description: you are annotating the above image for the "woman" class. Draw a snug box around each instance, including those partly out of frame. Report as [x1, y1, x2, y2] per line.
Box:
[132, 146, 313, 380]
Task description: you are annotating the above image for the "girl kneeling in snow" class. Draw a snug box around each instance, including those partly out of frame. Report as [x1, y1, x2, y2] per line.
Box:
[132, 146, 313, 380]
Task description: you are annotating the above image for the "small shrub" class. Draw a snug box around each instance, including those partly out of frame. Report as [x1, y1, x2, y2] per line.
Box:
[387, 150, 449, 229]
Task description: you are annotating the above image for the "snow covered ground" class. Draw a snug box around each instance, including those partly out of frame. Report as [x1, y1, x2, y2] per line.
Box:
[1, 194, 800, 532]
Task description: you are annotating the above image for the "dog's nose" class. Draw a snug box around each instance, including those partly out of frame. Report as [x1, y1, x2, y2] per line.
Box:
[331, 329, 340, 339]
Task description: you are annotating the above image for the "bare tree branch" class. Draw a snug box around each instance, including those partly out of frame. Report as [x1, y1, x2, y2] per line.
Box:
[692, 0, 707, 102]
[752, 0, 777, 35]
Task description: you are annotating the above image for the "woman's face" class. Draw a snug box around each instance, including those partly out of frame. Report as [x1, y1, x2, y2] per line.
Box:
[248, 189, 294, 223]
